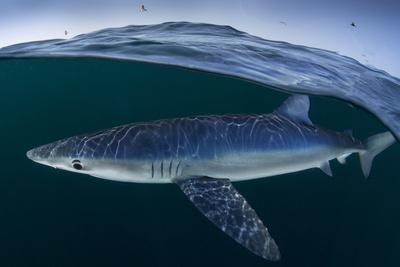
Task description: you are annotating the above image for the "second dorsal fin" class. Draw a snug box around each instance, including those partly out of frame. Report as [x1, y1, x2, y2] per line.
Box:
[275, 95, 313, 125]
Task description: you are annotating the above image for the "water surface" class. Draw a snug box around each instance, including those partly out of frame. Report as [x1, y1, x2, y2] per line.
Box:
[1, 22, 400, 140]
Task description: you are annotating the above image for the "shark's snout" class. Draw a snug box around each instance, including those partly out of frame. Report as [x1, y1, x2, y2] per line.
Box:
[26, 140, 68, 164]
[26, 146, 49, 163]
[26, 149, 35, 161]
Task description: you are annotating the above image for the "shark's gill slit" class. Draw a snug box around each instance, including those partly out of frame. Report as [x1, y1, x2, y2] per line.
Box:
[161, 161, 164, 178]
[176, 160, 181, 176]
[168, 160, 173, 177]
[151, 162, 154, 178]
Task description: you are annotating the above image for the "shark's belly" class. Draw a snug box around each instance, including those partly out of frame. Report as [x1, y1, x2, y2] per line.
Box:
[182, 147, 342, 181]
[90, 146, 352, 183]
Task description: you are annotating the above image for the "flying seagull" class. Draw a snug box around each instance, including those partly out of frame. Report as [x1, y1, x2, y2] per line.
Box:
[27, 95, 395, 260]
[140, 4, 147, 12]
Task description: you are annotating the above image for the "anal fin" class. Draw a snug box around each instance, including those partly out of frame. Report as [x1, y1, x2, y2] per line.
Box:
[175, 176, 281, 261]
[337, 153, 351, 164]
[320, 161, 333, 176]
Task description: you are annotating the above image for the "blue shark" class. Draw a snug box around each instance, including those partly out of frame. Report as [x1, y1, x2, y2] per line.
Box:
[26, 95, 395, 261]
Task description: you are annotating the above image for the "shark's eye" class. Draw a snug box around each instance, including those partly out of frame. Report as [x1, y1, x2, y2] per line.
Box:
[72, 159, 83, 170]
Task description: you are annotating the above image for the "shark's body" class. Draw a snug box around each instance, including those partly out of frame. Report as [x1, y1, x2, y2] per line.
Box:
[27, 95, 395, 261]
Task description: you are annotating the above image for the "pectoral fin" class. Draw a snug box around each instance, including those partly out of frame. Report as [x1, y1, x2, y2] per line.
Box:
[175, 176, 281, 261]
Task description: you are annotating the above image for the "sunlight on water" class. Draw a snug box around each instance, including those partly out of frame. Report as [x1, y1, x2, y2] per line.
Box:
[1, 22, 400, 141]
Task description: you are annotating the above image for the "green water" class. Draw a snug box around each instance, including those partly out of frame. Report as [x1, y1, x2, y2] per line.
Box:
[0, 58, 399, 267]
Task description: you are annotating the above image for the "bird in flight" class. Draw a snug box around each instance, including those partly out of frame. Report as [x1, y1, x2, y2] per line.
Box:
[140, 4, 148, 12]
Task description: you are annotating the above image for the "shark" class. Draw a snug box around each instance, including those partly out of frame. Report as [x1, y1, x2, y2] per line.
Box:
[26, 95, 395, 261]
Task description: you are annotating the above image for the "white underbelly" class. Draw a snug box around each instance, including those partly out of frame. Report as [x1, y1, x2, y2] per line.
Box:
[88, 148, 355, 184]
[182, 149, 348, 181]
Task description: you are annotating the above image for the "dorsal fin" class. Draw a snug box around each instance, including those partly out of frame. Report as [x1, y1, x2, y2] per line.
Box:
[275, 95, 313, 125]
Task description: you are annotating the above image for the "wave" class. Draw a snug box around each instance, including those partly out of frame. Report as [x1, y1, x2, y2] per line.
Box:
[1, 21, 399, 139]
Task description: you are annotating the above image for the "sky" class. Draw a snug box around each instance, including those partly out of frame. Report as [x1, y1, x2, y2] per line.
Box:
[0, 0, 399, 77]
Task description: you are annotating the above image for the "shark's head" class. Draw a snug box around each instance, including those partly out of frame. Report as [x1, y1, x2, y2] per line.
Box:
[26, 135, 154, 182]
[26, 136, 92, 174]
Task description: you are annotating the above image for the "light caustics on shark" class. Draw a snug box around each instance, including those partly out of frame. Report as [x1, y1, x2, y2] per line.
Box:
[27, 95, 395, 260]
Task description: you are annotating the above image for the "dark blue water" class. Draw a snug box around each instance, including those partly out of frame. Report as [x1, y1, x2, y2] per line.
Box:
[0, 23, 399, 267]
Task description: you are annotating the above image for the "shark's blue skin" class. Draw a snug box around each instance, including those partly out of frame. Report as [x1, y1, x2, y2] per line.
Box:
[26, 95, 395, 261]
[48, 113, 359, 160]
[30, 113, 360, 182]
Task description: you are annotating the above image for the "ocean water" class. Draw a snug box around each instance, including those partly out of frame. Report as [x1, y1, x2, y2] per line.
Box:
[0, 22, 399, 267]
[0, 57, 399, 267]
[1, 22, 400, 140]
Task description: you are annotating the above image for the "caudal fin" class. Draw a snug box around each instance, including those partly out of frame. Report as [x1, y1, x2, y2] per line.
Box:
[359, 132, 396, 178]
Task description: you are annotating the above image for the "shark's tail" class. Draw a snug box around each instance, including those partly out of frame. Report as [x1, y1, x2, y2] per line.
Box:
[359, 132, 396, 178]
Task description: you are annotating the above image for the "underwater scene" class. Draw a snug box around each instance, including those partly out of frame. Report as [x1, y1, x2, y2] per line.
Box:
[0, 4, 400, 267]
